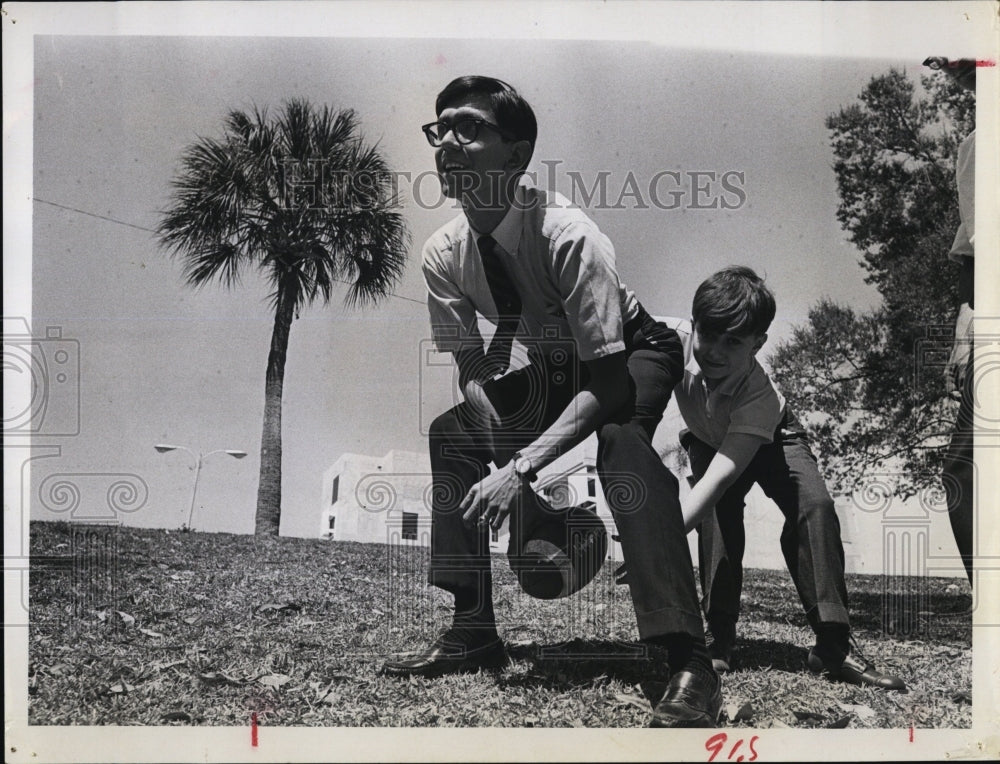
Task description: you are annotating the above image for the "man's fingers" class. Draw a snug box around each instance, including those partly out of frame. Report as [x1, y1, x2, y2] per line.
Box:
[460, 487, 480, 525]
[490, 508, 509, 531]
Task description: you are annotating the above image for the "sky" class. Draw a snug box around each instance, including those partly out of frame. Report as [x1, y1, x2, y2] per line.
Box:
[6, 2, 997, 543]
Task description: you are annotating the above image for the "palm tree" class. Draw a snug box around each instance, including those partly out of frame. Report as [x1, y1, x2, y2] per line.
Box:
[158, 100, 409, 535]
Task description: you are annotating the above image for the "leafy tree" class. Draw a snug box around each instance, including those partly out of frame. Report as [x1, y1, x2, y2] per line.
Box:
[769, 69, 974, 496]
[158, 100, 409, 534]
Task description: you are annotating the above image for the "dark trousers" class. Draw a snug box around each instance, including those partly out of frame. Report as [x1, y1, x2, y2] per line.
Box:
[428, 308, 705, 640]
[943, 355, 975, 586]
[686, 410, 850, 631]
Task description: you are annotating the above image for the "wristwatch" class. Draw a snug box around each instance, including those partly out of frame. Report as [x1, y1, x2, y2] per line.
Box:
[512, 451, 538, 483]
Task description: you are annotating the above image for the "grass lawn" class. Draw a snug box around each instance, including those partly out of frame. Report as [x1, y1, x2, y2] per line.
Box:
[28, 521, 973, 728]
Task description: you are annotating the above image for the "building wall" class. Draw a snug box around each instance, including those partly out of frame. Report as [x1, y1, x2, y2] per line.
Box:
[320, 450, 432, 547]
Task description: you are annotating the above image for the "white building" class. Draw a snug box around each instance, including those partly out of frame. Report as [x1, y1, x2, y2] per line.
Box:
[320, 405, 966, 578]
[320, 450, 434, 547]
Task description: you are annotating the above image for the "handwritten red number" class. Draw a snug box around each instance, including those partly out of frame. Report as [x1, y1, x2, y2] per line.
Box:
[705, 733, 759, 762]
[729, 739, 744, 761]
[706, 732, 728, 762]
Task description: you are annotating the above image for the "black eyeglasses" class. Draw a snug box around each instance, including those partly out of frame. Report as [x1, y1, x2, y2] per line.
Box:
[421, 118, 513, 147]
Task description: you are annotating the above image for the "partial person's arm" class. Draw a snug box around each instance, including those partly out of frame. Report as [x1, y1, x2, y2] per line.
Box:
[947, 256, 974, 397]
[946, 131, 975, 396]
[681, 433, 766, 533]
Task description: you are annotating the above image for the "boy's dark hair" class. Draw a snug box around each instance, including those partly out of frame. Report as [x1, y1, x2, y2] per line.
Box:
[436, 76, 538, 157]
[692, 265, 776, 337]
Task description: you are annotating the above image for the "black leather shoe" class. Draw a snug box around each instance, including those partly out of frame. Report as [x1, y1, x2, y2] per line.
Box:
[614, 562, 629, 586]
[807, 647, 907, 692]
[380, 631, 508, 679]
[709, 640, 735, 674]
[708, 618, 737, 673]
[650, 669, 723, 728]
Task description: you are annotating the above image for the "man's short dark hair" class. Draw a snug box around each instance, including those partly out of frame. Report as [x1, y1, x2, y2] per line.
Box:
[692, 265, 776, 337]
[436, 76, 538, 156]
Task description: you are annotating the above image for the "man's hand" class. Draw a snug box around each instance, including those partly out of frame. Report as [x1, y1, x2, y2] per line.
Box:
[460, 461, 526, 530]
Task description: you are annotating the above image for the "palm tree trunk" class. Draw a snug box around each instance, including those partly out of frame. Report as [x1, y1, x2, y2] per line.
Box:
[254, 287, 294, 535]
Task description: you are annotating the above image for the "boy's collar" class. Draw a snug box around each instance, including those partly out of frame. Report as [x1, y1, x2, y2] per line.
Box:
[686, 355, 751, 397]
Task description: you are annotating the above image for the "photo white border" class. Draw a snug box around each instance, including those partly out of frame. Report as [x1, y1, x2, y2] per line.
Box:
[4, 2, 998, 761]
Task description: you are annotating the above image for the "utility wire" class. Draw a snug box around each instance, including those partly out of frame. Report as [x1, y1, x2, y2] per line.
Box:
[35, 197, 158, 234]
[32, 196, 427, 306]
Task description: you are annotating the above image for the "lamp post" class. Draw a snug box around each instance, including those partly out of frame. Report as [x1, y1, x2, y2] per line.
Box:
[154, 444, 247, 530]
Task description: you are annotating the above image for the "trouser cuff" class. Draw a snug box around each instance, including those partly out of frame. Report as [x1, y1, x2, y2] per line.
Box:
[635, 605, 705, 641]
[428, 566, 491, 596]
[807, 602, 850, 629]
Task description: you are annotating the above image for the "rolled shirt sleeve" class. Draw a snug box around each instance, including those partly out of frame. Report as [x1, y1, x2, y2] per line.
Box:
[422, 237, 483, 354]
[551, 221, 626, 361]
[726, 369, 785, 444]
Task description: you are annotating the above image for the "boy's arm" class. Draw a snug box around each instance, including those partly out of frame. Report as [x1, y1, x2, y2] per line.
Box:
[682, 432, 767, 533]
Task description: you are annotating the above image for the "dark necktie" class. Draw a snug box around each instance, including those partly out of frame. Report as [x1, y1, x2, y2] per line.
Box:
[478, 235, 522, 377]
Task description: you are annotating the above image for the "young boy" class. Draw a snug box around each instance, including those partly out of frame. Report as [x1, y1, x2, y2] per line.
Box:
[666, 266, 906, 690]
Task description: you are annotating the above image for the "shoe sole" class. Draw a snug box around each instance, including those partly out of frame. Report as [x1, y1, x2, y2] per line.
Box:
[650, 705, 722, 728]
[381, 652, 509, 679]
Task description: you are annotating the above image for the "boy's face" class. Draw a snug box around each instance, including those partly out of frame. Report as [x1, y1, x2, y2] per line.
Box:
[432, 96, 524, 204]
[692, 321, 766, 381]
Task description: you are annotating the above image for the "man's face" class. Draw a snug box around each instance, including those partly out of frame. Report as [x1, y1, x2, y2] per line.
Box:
[691, 322, 766, 381]
[433, 96, 518, 205]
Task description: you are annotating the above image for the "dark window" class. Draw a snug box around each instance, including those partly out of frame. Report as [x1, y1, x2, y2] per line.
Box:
[331, 475, 340, 505]
[328, 515, 335, 531]
[402, 511, 418, 541]
[587, 477, 596, 498]
[491, 528, 499, 542]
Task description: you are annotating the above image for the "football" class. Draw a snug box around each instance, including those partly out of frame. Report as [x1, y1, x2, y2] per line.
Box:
[508, 497, 609, 600]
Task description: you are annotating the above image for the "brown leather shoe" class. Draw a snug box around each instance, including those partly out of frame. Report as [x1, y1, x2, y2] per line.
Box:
[650, 669, 723, 728]
[380, 630, 508, 679]
[807, 647, 907, 692]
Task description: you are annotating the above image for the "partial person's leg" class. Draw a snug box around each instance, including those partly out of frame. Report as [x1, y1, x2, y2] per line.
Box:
[686, 434, 755, 671]
[383, 363, 573, 677]
[943, 356, 975, 587]
[751, 430, 849, 631]
[754, 416, 905, 690]
[427, 401, 498, 640]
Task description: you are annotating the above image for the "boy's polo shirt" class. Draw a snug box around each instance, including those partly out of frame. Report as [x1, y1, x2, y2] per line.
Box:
[422, 184, 639, 364]
[660, 318, 785, 450]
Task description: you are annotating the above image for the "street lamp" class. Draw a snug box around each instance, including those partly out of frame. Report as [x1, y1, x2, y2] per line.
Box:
[154, 443, 248, 530]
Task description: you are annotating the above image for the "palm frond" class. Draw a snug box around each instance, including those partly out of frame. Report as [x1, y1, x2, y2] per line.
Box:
[158, 98, 409, 303]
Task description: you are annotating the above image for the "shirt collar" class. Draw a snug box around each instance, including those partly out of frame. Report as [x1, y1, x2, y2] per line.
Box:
[686, 355, 751, 397]
[468, 183, 526, 256]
